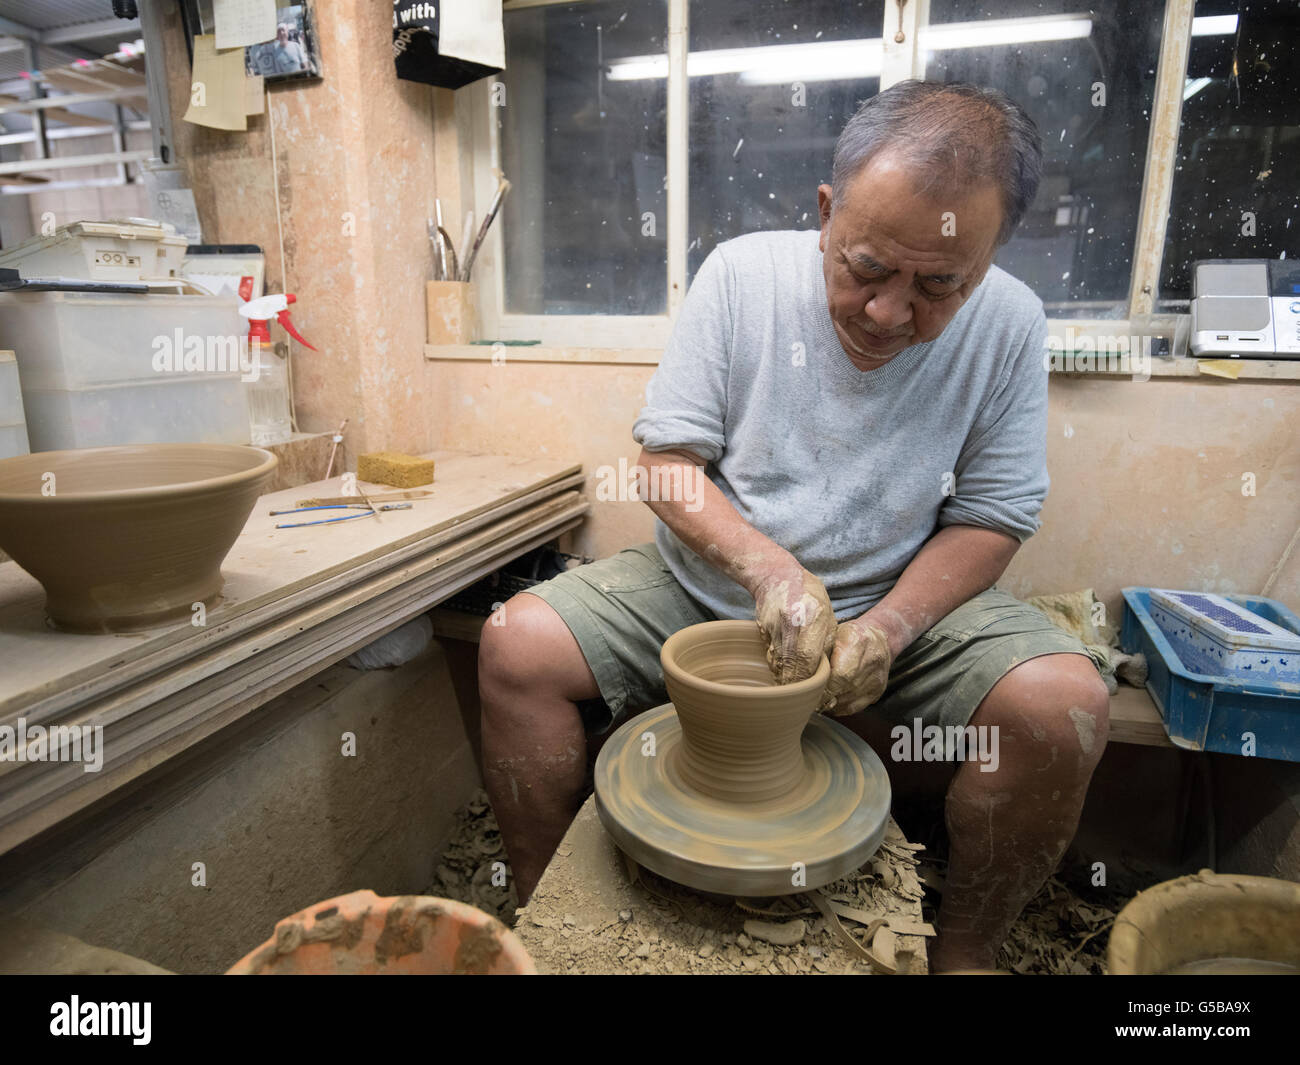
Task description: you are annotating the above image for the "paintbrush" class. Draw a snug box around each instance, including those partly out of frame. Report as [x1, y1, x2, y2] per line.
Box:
[323, 417, 348, 481]
[295, 490, 432, 507]
[460, 178, 511, 282]
[437, 225, 459, 281]
[428, 215, 448, 281]
[459, 210, 474, 278]
[434, 199, 449, 281]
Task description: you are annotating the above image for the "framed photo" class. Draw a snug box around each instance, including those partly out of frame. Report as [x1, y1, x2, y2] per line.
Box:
[178, 0, 322, 84]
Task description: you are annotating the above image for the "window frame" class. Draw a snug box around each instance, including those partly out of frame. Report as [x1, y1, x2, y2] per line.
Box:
[455, 0, 1195, 356]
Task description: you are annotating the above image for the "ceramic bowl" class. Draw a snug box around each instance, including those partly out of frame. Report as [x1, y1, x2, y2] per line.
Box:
[0, 443, 277, 633]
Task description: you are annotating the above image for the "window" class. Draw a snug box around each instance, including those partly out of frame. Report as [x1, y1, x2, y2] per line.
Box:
[470, 1, 1276, 349]
[687, 0, 885, 281]
[500, 0, 668, 316]
[924, 0, 1166, 319]
[1158, 0, 1300, 306]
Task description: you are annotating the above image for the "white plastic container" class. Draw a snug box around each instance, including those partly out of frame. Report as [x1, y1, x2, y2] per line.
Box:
[1149, 589, 1300, 684]
[19, 377, 249, 451]
[0, 350, 31, 459]
[0, 218, 189, 282]
[0, 290, 250, 451]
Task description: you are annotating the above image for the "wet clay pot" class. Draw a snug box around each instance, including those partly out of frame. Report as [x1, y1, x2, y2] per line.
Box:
[226, 890, 537, 974]
[0, 443, 276, 633]
[661, 620, 831, 803]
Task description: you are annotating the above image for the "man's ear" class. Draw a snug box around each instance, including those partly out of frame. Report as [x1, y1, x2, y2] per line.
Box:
[817, 184, 833, 251]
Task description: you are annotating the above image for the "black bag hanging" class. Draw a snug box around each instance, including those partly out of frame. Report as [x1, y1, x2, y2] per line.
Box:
[393, 1, 505, 88]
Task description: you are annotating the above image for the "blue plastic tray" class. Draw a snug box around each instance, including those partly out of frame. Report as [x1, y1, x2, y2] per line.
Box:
[1121, 587, 1300, 762]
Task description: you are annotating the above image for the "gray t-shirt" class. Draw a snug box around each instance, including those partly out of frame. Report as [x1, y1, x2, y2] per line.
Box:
[632, 228, 1049, 622]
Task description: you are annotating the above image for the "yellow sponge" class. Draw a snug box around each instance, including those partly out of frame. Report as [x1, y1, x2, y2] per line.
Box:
[356, 451, 436, 488]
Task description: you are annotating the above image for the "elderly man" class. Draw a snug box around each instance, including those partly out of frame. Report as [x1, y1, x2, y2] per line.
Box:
[268, 23, 307, 74]
[478, 80, 1110, 972]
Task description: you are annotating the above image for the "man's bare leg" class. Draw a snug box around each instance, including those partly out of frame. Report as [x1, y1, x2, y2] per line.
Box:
[930, 654, 1110, 971]
[478, 592, 601, 904]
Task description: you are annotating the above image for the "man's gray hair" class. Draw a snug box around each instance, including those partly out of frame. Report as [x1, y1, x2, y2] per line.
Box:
[831, 80, 1043, 247]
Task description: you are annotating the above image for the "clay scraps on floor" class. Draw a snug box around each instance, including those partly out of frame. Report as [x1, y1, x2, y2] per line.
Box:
[994, 872, 1121, 976]
[429, 790, 1124, 975]
[425, 791, 519, 919]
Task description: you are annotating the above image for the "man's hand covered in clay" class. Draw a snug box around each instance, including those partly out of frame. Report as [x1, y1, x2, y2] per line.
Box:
[752, 565, 836, 684]
[820, 618, 893, 716]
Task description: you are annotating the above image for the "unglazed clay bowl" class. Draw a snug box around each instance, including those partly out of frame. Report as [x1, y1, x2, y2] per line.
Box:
[0, 443, 277, 633]
[661, 620, 831, 803]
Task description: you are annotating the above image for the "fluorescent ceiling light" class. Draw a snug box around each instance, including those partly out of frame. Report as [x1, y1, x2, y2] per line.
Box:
[607, 14, 1097, 84]
[1183, 76, 1213, 101]
[919, 15, 1094, 50]
[736, 40, 883, 84]
[1191, 15, 1238, 36]
[606, 40, 883, 83]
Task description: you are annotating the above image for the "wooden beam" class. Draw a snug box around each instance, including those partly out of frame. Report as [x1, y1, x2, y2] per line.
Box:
[0, 88, 147, 115]
[42, 19, 141, 46]
[1126, 0, 1195, 317]
[1109, 685, 1176, 748]
[0, 149, 149, 176]
[0, 94, 111, 127]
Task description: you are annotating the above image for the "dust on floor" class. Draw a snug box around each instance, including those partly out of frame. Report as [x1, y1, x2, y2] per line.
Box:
[428, 789, 1128, 975]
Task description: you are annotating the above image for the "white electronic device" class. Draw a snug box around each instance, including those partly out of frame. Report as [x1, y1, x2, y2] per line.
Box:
[1190, 259, 1300, 359]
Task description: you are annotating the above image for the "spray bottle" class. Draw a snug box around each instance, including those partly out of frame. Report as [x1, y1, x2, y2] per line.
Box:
[238, 282, 316, 446]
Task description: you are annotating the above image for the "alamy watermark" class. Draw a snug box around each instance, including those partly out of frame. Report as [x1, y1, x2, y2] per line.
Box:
[0, 718, 103, 773]
[593, 457, 705, 513]
[50, 997, 150, 1045]
[1043, 328, 1154, 382]
[151, 329, 262, 383]
[891, 718, 1000, 773]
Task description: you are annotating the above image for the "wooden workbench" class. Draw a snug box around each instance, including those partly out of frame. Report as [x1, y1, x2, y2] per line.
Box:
[0, 451, 588, 854]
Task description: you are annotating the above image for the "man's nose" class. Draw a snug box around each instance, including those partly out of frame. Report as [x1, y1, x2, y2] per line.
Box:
[864, 276, 912, 330]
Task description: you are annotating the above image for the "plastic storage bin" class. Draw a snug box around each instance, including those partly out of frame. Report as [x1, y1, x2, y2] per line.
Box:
[0, 218, 188, 282]
[0, 290, 250, 450]
[0, 350, 31, 459]
[1121, 587, 1300, 762]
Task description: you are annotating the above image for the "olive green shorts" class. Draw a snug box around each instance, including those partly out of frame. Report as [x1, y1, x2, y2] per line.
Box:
[526, 542, 1105, 735]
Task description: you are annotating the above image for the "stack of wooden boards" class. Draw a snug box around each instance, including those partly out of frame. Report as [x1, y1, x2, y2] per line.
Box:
[0, 452, 586, 855]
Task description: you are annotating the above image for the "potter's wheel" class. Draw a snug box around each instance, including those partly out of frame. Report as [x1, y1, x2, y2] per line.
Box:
[594, 703, 891, 897]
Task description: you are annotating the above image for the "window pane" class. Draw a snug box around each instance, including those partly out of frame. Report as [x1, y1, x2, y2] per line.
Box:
[501, 1, 668, 315]
[1158, 0, 1300, 306]
[688, 1, 886, 281]
[926, 0, 1166, 318]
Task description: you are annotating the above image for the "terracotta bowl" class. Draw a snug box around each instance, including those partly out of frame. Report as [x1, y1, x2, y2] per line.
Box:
[661, 619, 831, 803]
[0, 443, 276, 633]
[227, 890, 537, 975]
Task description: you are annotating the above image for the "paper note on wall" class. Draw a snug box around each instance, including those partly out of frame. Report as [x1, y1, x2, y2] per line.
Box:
[150, 187, 203, 244]
[214, 0, 277, 50]
[245, 74, 265, 115]
[1196, 359, 1244, 380]
[183, 34, 248, 131]
[439, 0, 506, 69]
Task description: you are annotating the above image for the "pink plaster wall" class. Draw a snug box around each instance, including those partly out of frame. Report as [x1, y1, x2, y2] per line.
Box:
[162, 0, 439, 458]
[428, 360, 1300, 613]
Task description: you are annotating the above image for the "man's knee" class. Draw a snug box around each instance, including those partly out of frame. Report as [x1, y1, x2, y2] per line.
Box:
[478, 592, 595, 708]
[974, 654, 1110, 781]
